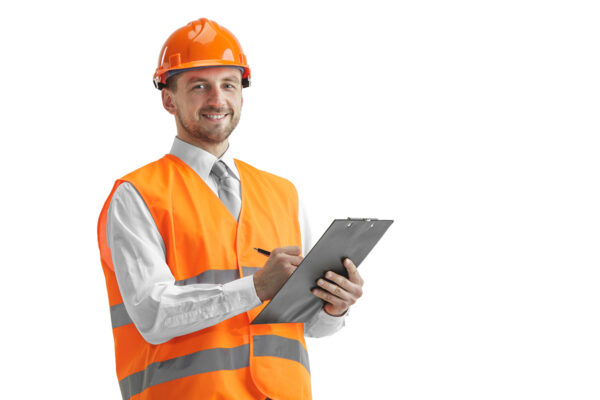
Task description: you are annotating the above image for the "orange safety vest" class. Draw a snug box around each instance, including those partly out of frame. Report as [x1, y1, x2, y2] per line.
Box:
[97, 154, 311, 400]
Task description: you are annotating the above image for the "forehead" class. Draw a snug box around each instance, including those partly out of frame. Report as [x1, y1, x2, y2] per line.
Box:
[177, 66, 243, 83]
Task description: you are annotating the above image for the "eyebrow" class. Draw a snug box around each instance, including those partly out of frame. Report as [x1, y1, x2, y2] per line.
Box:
[186, 75, 242, 84]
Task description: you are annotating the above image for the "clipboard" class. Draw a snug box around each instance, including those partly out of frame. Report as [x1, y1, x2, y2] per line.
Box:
[251, 218, 393, 325]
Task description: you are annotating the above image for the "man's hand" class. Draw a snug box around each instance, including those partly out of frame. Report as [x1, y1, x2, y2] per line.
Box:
[253, 246, 303, 302]
[312, 258, 364, 316]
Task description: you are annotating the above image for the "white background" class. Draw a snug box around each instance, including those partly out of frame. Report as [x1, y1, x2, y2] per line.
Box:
[1, 0, 599, 399]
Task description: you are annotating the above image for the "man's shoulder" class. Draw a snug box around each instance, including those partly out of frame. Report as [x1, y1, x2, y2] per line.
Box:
[235, 159, 296, 190]
[119, 155, 176, 181]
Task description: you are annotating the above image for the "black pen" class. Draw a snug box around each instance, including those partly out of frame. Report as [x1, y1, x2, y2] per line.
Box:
[253, 247, 271, 256]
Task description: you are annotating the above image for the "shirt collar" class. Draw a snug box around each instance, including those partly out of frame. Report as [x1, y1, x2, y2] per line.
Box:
[169, 136, 240, 181]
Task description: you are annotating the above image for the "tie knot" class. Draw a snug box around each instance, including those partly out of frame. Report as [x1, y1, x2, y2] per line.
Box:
[211, 160, 230, 180]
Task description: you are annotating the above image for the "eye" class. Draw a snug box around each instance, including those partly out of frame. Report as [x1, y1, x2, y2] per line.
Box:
[192, 83, 206, 90]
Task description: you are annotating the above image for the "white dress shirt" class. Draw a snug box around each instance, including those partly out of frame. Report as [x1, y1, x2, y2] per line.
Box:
[106, 137, 345, 344]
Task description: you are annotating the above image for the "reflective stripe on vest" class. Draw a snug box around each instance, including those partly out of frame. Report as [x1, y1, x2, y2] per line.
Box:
[110, 302, 132, 329]
[118, 335, 309, 400]
[98, 156, 310, 399]
[175, 266, 261, 286]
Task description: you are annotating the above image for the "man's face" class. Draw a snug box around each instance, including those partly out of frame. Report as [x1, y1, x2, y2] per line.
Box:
[165, 67, 243, 147]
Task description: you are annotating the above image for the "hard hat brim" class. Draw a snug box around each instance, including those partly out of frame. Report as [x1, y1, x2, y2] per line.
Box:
[154, 62, 250, 89]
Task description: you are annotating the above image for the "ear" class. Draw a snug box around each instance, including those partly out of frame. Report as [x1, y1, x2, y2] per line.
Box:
[161, 89, 177, 115]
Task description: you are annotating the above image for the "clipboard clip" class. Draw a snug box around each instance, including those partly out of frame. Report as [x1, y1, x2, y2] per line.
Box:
[345, 218, 379, 229]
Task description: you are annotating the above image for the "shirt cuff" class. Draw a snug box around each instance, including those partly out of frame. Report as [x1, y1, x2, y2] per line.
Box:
[223, 275, 262, 310]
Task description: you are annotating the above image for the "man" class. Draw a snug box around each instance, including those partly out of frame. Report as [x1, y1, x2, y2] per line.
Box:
[97, 18, 364, 400]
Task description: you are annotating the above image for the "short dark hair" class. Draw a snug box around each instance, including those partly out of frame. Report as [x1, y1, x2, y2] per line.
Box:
[165, 73, 181, 92]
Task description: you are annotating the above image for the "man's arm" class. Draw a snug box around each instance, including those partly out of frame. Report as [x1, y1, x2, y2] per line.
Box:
[107, 182, 262, 345]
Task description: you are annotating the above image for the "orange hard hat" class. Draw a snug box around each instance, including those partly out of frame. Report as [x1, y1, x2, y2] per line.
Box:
[153, 18, 251, 90]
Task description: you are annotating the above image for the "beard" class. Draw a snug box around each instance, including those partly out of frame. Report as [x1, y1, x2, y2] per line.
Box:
[176, 107, 241, 144]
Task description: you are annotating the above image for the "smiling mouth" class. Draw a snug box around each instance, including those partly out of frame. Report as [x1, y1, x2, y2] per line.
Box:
[202, 113, 228, 121]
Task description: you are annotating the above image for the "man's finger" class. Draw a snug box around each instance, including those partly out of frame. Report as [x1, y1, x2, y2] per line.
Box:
[317, 278, 351, 302]
[276, 245, 301, 256]
[324, 271, 351, 292]
[312, 288, 347, 307]
[324, 271, 363, 298]
[343, 258, 362, 284]
[289, 255, 303, 266]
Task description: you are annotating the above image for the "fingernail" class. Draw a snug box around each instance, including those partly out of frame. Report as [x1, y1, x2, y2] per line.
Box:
[344, 259, 350, 266]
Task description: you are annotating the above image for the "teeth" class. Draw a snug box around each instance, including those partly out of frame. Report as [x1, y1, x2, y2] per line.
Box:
[204, 114, 226, 120]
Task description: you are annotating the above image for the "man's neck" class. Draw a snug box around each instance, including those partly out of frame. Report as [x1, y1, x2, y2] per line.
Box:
[176, 135, 229, 158]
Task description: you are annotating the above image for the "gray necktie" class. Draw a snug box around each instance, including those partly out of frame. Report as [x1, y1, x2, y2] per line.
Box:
[211, 160, 241, 220]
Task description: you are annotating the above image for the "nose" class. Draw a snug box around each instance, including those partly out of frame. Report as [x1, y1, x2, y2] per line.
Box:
[206, 86, 226, 108]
